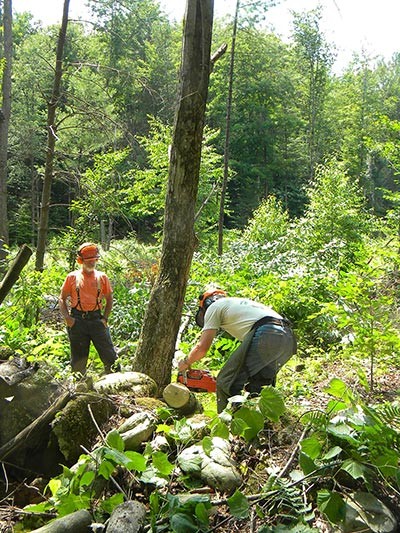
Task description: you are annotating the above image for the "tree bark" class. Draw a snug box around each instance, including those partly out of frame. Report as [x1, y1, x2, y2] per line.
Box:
[218, 0, 239, 255]
[29, 509, 92, 533]
[35, 0, 70, 271]
[0, 243, 32, 304]
[0, 0, 13, 244]
[132, 0, 214, 394]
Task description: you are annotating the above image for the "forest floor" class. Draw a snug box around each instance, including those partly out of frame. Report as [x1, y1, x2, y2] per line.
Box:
[0, 357, 399, 532]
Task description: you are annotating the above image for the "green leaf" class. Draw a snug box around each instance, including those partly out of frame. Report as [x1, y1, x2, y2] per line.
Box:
[227, 490, 250, 518]
[340, 459, 370, 482]
[317, 489, 345, 524]
[324, 378, 354, 404]
[300, 436, 322, 460]
[125, 450, 147, 472]
[195, 502, 211, 525]
[299, 451, 318, 475]
[170, 512, 199, 532]
[104, 448, 133, 466]
[210, 420, 230, 439]
[322, 446, 343, 461]
[98, 459, 115, 480]
[79, 470, 95, 487]
[258, 386, 285, 422]
[100, 492, 124, 513]
[152, 451, 175, 476]
[106, 429, 125, 451]
[232, 407, 265, 441]
[23, 501, 53, 514]
[326, 423, 358, 444]
[201, 436, 213, 455]
[47, 478, 61, 496]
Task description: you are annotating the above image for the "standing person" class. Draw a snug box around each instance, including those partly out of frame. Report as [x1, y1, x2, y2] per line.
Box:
[59, 242, 119, 375]
[178, 286, 297, 413]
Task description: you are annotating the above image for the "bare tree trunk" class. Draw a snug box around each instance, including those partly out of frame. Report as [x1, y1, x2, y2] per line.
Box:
[218, 0, 239, 255]
[0, 0, 13, 244]
[35, 0, 70, 271]
[132, 0, 214, 394]
[0, 243, 32, 304]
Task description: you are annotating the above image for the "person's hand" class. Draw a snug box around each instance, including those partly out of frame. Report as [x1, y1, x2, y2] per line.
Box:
[65, 316, 75, 327]
[101, 317, 108, 327]
[178, 357, 190, 373]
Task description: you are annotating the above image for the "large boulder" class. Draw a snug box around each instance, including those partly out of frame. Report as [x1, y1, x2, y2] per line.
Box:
[51, 392, 115, 463]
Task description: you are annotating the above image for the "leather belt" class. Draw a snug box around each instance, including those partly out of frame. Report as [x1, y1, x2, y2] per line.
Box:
[71, 309, 102, 320]
[252, 315, 291, 330]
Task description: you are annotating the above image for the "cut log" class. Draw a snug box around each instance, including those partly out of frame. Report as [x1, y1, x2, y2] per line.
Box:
[29, 509, 92, 532]
[106, 500, 147, 533]
[162, 382, 203, 415]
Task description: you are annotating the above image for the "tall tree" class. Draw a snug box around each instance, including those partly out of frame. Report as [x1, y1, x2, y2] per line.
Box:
[292, 8, 333, 179]
[0, 0, 12, 243]
[35, 0, 70, 271]
[132, 0, 214, 392]
[217, 0, 238, 256]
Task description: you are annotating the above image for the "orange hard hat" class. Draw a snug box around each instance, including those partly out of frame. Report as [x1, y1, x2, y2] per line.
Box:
[198, 287, 227, 308]
[77, 242, 100, 263]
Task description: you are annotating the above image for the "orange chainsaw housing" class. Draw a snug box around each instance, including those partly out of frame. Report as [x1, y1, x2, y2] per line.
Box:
[177, 369, 217, 393]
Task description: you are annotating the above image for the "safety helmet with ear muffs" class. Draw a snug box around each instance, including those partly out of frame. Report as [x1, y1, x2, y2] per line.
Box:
[76, 242, 100, 264]
[195, 288, 227, 327]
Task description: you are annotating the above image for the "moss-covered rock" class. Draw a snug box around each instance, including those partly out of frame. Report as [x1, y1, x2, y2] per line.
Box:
[51, 393, 115, 463]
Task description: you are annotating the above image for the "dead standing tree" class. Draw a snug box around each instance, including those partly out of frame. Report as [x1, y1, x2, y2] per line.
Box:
[35, 0, 70, 271]
[133, 0, 214, 393]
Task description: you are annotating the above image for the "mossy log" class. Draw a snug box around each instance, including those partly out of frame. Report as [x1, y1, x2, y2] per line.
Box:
[162, 382, 203, 415]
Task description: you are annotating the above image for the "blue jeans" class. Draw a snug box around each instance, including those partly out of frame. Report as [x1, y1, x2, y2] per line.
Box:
[226, 324, 296, 399]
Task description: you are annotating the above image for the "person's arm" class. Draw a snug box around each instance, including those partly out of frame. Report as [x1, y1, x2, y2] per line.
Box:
[178, 329, 217, 372]
[59, 292, 75, 327]
[102, 292, 113, 325]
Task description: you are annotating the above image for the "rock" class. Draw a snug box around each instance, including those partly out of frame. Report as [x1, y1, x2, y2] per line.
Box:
[106, 500, 147, 533]
[177, 436, 242, 493]
[343, 491, 397, 533]
[94, 372, 157, 397]
[51, 393, 115, 463]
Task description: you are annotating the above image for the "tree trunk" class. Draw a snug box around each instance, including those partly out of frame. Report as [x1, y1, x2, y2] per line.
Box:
[0, 0, 13, 244]
[218, 0, 239, 256]
[132, 0, 214, 394]
[0, 244, 32, 304]
[35, 0, 70, 271]
[29, 509, 92, 533]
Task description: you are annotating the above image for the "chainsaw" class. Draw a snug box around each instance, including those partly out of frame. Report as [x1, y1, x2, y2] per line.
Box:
[177, 369, 217, 393]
